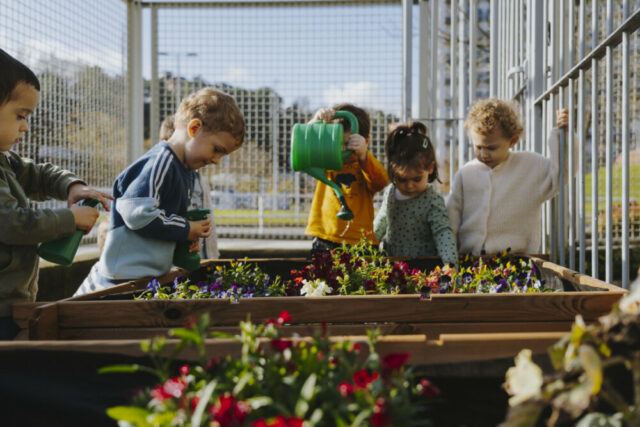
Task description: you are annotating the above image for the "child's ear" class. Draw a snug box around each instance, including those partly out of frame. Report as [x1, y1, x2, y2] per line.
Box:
[509, 135, 520, 148]
[187, 119, 202, 138]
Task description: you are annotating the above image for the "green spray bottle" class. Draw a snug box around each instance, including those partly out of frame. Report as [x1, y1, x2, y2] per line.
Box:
[37, 198, 100, 266]
[172, 208, 211, 270]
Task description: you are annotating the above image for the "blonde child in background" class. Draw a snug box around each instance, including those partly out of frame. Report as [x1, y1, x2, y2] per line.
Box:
[305, 103, 389, 255]
[75, 87, 245, 295]
[159, 114, 219, 259]
[446, 98, 571, 255]
[0, 49, 111, 338]
[373, 122, 458, 267]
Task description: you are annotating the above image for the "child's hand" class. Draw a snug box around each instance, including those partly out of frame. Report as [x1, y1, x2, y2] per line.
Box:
[67, 183, 114, 211]
[188, 240, 201, 253]
[346, 134, 368, 163]
[556, 109, 569, 130]
[310, 108, 335, 123]
[70, 204, 99, 232]
[187, 219, 211, 241]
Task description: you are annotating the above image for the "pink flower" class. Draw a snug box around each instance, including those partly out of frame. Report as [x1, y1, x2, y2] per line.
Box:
[420, 378, 441, 398]
[338, 382, 354, 397]
[179, 364, 190, 376]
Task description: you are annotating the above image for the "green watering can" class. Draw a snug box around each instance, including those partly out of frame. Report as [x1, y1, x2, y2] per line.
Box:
[173, 208, 211, 271]
[38, 198, 100, 266]
[290, 110, 358, 220]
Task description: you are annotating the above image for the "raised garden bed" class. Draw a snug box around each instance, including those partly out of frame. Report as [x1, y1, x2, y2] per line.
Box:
[14, 256, 625, 350]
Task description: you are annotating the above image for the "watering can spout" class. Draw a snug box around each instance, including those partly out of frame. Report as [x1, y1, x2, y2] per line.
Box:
[290, 110, 359, 220]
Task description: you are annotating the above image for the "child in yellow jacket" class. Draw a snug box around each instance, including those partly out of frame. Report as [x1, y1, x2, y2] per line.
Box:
[305, 103, 389, 255]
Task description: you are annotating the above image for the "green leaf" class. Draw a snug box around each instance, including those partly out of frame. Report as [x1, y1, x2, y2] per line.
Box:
[351, 409, 373, 427]
[98, 364, 141, 374]
[245, 396, 273, 410]
[499, 402, 544, 427]
[578, 345, 603, 395]
[191, 380, 216, 427]
[171, 328, 203, 344]
[575, 412, 624, 427]
[106, 406, 151, 426]
[300, 373, 317, 401]
[334, 415, 349, 427]
[232, 372, 252, 395]
[309, 408, 323, 425]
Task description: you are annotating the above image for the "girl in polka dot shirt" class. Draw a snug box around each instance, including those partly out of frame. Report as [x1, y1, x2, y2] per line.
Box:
[373, 122, 458, 267]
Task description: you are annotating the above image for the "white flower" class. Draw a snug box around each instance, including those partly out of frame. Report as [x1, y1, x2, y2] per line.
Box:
[300, 279, 333, 297]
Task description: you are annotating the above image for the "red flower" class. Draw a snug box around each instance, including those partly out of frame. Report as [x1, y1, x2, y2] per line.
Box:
[277, 310, 292, 325]
[338, 381, 354, 397]
[352, 343, 362, 352]
[179, 364, 190, 376]
[371, 397, 391, 426]
[190, 396, 200, 411]
[183, 315, 197, 328]
[209, 393, 236, 426]
[270, 338, 292, 352]
[206, 356, 222, 371]
[353, 369, 379, 389]
[286, 418, 304, 427]
[150, 385, 172, 402]
[381, 353, 410, 371]
[420, 378, 441, 398]
[234, 400, 249, 424]
[293, 276, 304, 284]
[252, 421, 269, 427]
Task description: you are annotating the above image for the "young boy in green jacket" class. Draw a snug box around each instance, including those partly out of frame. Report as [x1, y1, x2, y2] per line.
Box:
[0, 49, 112, 339]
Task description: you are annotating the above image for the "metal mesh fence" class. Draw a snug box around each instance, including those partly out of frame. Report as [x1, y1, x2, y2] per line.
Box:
[0, 0, 128, 243]
[148, 1, 405, 238]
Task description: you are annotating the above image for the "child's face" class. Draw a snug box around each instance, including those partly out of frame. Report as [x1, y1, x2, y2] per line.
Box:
[0, 82, 39, 151]
[184, 126, 241, 170]
[394, 165, 432, 197]
[468, 127, 518, 169]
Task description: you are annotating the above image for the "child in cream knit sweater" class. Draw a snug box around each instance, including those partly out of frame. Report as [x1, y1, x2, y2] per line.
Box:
[446, 99, 570, 255]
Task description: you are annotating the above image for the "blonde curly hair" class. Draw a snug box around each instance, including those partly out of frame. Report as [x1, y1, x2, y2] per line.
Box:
[464, 98, 524, 139]
[175, 87, 245, 144]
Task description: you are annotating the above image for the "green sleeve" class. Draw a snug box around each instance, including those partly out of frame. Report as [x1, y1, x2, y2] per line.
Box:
[0, 177, 76, 245]
[426, 192, 459, 268]
[10, 153, 83, 201]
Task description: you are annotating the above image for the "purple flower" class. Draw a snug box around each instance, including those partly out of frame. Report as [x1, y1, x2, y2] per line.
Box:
[495, 278, 509, 293]
[146, 278, 160, 292]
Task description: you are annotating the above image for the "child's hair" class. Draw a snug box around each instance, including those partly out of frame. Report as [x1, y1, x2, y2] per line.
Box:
[0, 49, 40, 106]
[385, 121, 440, 183]
[464, 98, 523, 139]
[175, 87, 246, 144]
[159, 114, 175, 141]
[333, 103, 370, 139]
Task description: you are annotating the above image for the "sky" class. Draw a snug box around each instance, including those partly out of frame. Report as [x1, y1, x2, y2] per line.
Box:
[1, 0, 423, 116]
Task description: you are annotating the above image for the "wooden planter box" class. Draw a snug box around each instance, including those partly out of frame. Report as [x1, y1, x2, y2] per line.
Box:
[14, 256, 625, 346]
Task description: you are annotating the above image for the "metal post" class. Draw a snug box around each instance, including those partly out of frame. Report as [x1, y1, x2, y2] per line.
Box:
[621, 0, 630, 288]
[150, 5, 159, 146]
[567, 0, 575, 270]
[271, 94, 280, 211]
[430, 0, 439, 156]
[127, 0, 144, 165]
[591, 0, 599, 278]
[469, 0, 477, 105]
[530, 0, 545, 251]
[450, 0, 458, 180]
[605, 0, 613, 284]
[418, 1, 430, 126]
[489, 0, 498, 98]
[578, 0, 586, 273]
[458, 1, 467, 166]
[401, 0, 412, 123]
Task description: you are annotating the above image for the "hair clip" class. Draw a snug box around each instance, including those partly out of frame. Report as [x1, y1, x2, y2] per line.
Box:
[406, 132, 412, 137]
[423, 137, 429, 149]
